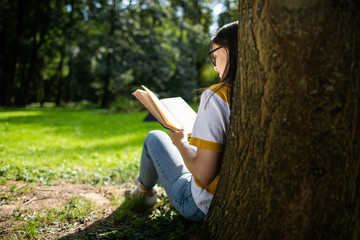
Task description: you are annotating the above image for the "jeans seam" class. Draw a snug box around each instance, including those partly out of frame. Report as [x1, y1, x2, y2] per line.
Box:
[147, 139, 192, 205]
[148, 143, 188, 204]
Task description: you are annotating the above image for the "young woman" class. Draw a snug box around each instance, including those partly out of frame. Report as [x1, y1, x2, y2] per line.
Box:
[130, 21, 238, 222]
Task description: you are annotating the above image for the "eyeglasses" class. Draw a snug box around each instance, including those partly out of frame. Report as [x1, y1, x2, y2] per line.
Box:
[208, 46, 222, 66]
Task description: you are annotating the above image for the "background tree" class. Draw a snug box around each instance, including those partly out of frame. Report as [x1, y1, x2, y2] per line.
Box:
[1, 0, 237, 107]
[202, 0, 360, 239]
[0, 0, 52, 106]
[216, 0, 237, 28]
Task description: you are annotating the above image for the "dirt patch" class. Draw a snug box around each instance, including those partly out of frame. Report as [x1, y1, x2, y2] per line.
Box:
[0, 180, 130, 238]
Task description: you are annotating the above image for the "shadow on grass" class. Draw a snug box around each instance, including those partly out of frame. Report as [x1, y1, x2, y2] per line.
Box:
[59, 193, 200, 240]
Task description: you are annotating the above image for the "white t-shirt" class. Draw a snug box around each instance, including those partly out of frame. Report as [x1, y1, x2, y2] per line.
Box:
[189, 83, 230, 214]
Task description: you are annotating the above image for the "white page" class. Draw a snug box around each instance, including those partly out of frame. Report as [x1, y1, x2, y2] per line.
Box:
[160, 97, 197, 133]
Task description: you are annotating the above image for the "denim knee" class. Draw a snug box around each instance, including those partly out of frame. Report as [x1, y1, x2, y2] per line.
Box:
[145, 130, 168, 145]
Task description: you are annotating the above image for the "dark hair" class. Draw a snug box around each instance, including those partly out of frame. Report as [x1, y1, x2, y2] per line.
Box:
[210, 21, 238, 108]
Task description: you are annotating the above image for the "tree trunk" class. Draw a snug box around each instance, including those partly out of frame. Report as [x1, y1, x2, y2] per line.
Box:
[100, 1, 116, 108]
[0, 0, 25, 106]
[42, 48, 65, 106]
[201, 1, 360, 239]
[64, 0, 75, 106]
[22, 1, 49, 106]
[17, 34, 39, 106]
[101, 51, 112, 108]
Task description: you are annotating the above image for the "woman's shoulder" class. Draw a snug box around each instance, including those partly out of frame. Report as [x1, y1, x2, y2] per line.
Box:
[205, 83, 230, 104]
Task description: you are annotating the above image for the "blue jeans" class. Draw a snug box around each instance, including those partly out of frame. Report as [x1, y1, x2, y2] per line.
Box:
[138, 130, 206, 222]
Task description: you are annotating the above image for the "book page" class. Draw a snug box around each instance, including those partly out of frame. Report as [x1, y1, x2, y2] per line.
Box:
[160, 97, 197, 133]
[133, 90, 166, 126]
[142, 86, 181, 130]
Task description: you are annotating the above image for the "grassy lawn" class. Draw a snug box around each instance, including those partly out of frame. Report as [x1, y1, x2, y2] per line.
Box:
[0, 107, 200, 239]
[0, 107, 162, 185]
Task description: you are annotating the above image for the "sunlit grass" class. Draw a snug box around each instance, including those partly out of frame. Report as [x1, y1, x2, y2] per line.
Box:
[0, 107, 200, 239]
[0, 107, 162, 184]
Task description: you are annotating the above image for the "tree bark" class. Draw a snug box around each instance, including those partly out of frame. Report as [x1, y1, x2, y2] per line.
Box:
[23, 3, 49, 106]
[201, 1, 360, 239]
[0, 0, 25, 106]
[101, 51, 112, 108]
[100, 1, 116, 108]
[42, 49, 65, 106]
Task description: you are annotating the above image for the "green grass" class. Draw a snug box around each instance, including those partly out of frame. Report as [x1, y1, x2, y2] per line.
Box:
[71, 193, 200, 240]
[0, 107, 200, 240]
[0, 107, 162, 185]
[109, 194, 198, 240]
[11, 196, 100, 239]
[1, 183, 34, 205]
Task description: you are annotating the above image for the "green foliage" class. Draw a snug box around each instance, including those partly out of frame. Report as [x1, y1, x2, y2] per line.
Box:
[109, 96, 144, 113]
[0, 0, 238, 107]
[217, 0, 238, 28]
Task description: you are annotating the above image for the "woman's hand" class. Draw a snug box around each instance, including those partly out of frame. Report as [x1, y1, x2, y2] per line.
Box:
[170, 127, 222, 186]
[169, 128, 188, 148]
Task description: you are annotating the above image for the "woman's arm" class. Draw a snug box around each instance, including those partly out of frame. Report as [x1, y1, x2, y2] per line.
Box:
[170, 128, 222, 186]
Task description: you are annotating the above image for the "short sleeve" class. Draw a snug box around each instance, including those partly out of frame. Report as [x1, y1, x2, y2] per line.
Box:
[189, 84, 230, 152]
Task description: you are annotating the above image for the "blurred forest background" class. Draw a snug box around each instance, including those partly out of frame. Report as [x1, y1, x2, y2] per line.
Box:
[0, 0, 237, 108]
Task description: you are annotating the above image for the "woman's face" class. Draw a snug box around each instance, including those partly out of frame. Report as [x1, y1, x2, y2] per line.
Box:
[212, 43, 228, 79]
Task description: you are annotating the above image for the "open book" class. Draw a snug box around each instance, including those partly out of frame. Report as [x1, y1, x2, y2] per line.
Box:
[132, 85, 197, 134]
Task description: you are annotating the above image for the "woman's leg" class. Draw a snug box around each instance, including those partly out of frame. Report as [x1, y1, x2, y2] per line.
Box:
[138, 130, 205, 222]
